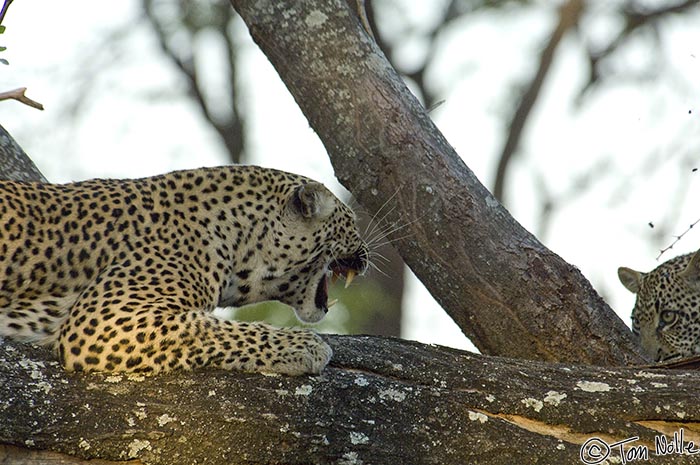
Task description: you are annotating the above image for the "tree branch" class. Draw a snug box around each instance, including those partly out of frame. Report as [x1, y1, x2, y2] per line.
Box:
[4, 336, 700, 465]
[0, 87, 44, 111]
[492, 0, 584, 203]
[230, 0, 645, 365]
[0, 123, 46, 182]
[141, 0, 245, 163]
[582, 0, 700, 95]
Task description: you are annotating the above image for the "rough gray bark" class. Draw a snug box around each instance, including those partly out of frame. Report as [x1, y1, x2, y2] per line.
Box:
[0, 124, 46, 182]
[3, 336, 700, 465]
[230, 0, 645, 366]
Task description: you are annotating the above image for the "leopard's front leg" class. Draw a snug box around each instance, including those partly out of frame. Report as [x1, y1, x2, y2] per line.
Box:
[170, 314, 333, 375]
[57, 266, 332, 375]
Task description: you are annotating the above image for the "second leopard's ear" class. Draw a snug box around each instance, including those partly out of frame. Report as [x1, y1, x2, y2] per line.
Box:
[618, 267, 644, 294]
[288, 182, 335, 220]
[679, 249, 700, 292]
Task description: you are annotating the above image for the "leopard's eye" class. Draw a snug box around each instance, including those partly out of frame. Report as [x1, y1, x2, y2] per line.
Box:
[658, 310, 679, 329]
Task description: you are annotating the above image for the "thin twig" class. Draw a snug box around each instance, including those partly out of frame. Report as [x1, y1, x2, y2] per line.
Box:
[0, 87, 44, 110]
[582, 0, 700, 95]
[657, 217, 700, 260]
[353, 0, 375, 40]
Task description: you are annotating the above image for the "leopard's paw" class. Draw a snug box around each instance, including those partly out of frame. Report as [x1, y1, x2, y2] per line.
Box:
[268, 329, 332, 376]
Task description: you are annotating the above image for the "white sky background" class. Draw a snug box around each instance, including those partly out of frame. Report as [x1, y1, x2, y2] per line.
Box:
[1, 1, 699, 352]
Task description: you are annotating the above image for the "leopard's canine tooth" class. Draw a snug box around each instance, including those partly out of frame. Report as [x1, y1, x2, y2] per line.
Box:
[344, 270, 356, 289]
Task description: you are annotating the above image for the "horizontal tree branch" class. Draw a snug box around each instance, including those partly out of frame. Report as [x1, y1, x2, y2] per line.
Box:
[2, 335, 699, 465]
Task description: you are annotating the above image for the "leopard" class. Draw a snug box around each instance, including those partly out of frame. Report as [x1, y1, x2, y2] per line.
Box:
[618, 249, 700, 362]
[0, 165, 369, 375]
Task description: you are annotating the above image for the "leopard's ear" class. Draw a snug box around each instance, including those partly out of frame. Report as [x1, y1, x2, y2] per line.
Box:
[679, 250, 700, 292]
[618, 267, 644, 294]
[289, 183, 335, 220]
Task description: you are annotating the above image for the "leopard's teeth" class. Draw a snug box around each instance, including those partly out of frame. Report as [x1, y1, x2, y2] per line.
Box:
[344, 270, 356, 289]
[328, 298, 339, 308]
[331, 272, 339, 285]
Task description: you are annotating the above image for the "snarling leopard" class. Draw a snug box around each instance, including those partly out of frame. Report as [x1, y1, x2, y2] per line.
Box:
[0, 165, 368, 375]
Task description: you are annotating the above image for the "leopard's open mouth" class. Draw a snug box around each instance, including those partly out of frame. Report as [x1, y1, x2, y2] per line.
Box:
[314, 247, 369, 312]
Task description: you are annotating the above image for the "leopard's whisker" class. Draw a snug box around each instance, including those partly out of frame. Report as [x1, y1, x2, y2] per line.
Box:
[367, 260, 391, 278]
[363, 188, 401, 240]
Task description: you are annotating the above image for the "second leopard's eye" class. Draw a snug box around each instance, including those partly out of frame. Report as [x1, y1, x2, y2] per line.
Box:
[658, 310, 679, 329]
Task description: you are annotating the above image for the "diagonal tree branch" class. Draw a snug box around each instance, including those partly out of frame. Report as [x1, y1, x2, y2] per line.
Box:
[231, 0, 645, 365]
[0, 123, 46, 182]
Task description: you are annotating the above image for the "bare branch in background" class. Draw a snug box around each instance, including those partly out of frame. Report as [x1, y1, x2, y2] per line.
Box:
[369, 0, 465, 110]
[582, 0, 700, 96]
[142, 0, 245, 163]
[652, 158, 700, 259]
[492, 0, 584, 203]
[657, 216, 700, 260]
[0, 87, 44, 110]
